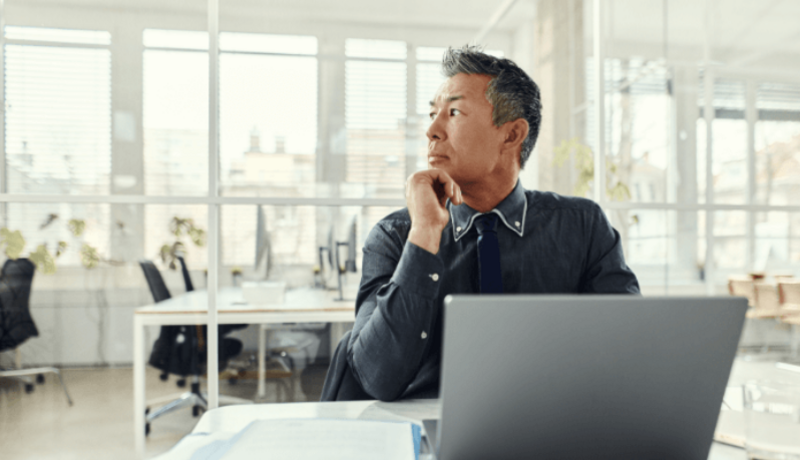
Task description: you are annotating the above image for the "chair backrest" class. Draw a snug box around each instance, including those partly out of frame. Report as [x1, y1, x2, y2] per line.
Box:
[754, 282, 780, 312]
[0, 258, 39, 352]
[779, 280, 800, 308]
[728, 275, 755, 307]
[139, 260, 171, 303]
[176, 256, 194, 292]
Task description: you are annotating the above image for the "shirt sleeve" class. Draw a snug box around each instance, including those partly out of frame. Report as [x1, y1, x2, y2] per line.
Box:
[580, 204, 641, 294]
[345, 220, 445, 401]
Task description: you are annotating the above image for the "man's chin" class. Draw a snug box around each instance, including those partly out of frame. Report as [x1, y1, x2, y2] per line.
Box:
[427, 156, 450, 169]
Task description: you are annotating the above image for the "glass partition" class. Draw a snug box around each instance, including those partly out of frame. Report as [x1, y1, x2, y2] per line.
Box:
[3, 0, 800, 457]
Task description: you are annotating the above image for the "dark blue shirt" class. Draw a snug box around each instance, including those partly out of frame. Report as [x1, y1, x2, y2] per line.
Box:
[346, 181, 640, 401]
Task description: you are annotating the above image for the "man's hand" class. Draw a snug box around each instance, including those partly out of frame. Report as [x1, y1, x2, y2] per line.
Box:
[406, 169, 462, 254]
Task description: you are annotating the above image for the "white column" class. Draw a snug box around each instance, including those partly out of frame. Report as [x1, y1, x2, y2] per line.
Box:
[0, 0, 6, 225]
[703, 0, 716, 295]
[745, 79, 757, 273]
[593, 0, 606, 204]
[133, 316, 146, 458]
[207, 0, 220, 409]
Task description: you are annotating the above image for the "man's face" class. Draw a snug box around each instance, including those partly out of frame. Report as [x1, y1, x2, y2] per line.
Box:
[426, 73, 504, 185]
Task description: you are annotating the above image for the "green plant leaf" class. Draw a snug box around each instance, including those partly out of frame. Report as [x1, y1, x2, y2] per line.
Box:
[0, 228, 26, 260]
[56, 241, 68, 257]
[68, 219, 86, 237]
[188, 227, 206, 247]
[29, 244, 57, 274]
[607, 181, 632, 202]
[80, 243, 100, 269]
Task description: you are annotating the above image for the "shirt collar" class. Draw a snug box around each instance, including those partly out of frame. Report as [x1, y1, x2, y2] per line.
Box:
[448, 180, 527, 242]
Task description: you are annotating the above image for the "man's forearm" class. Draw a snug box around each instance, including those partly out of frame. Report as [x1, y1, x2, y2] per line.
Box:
[408, 226, 442, 255]
[347, 286, 438, 401]
[347, 238, 444, 401]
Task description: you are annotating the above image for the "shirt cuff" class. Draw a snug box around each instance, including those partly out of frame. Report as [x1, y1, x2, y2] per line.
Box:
[390, 240, 445, 300]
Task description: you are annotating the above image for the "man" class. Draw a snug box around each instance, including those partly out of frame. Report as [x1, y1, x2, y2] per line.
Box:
[321, 45, 639, 402]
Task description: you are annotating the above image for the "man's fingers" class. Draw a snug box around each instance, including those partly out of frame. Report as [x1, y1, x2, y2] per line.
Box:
[425, 169, 461, 205]
[406, 169, 462, 206]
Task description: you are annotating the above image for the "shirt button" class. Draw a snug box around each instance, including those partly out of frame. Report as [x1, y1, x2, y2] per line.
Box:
[515, 221, 521, 227]
[431, 273, 439, 282]
[456, 226, 462, 232]
[421, 331, 428, 339]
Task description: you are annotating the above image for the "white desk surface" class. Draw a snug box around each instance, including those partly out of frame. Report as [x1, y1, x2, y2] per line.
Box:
[136, 286, 356, 315]
[193, 399, 440, 435]
[190, 399, 745, 460]
[178, 358, 800, 460]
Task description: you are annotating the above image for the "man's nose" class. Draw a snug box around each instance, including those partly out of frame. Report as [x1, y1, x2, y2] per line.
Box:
[426, 115, 445, 141]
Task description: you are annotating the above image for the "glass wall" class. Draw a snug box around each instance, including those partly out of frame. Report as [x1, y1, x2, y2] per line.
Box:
[593, 0, 800, 292]
[2, 0, 800, 457]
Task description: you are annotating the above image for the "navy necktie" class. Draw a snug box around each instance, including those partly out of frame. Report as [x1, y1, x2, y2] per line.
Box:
[475, 213, 503, 294]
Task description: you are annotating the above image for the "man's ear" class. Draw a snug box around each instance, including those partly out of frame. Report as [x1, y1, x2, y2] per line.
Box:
[502, 118, 529, 154]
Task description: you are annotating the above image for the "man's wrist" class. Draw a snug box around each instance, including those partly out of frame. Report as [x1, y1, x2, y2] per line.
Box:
[408, 226, 442, 255]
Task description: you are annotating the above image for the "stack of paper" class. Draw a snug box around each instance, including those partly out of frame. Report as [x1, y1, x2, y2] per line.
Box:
[173, 419, 421, 460]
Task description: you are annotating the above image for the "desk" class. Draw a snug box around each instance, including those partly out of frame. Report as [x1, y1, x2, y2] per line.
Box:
[155, 357, 800, 460]
[133, 286, 355, 458]
[178, 400, 745, 460]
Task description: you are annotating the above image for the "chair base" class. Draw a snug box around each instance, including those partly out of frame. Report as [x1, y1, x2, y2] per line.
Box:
[145, 377, 252, 435]
[0, 366, 73, 406]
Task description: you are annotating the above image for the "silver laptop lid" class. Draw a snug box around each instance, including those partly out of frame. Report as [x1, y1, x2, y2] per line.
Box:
[438, 295, 747, 460]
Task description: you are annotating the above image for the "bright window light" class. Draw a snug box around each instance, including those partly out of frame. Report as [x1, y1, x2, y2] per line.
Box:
[416, 46, 446, 62]
[143, 29, 209, 50]
[4, 25, 110, 45]
[220, 32, 317, 55]
[345, 38, 406, 60]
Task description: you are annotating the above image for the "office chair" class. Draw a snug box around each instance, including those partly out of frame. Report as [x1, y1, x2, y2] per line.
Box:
[0, 258, 73, 405]
[139, 258, 251, 436]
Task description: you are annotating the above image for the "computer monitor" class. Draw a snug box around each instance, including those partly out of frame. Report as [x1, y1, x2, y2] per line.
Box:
[316, 225, 334, 288]
[334, 216, 357, 300]
[255, 205, 272, 279]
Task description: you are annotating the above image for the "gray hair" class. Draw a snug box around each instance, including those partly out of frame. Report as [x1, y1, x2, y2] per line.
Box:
[441, 45, 542, 169]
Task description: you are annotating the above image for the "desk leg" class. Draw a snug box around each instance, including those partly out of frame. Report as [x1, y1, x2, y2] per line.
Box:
[134, 316, 146, 458]
[258, 324, 266, 399]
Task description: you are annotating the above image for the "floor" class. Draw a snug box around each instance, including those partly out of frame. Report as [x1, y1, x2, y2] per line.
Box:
[0, 363, 329, 460]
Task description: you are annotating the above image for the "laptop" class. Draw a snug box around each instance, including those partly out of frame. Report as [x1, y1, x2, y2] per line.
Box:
[424, 295, 747, 460]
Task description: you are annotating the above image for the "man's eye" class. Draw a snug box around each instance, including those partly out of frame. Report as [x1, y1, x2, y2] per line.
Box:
[450, 108, 460, 116]
[429, 112, 437, 120]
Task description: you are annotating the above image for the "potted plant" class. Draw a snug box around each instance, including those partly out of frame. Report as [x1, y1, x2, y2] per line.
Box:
[159, 217, 206, 271]
[231, 266, 243, 287]
[0, 215, 100, 274]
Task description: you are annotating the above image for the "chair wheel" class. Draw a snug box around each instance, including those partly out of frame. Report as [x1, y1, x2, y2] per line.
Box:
[159, 372, 168, 382]
[25, 383, 34, 393]
[36, 374, 45, 384]
[177, 378, 186, 388]
[145, 407, 150, 415]
[145, 423, 150, 436]
[192, 405, 202, 417]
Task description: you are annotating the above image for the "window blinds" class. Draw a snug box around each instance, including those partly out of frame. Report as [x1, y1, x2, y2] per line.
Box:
[344, 39, 407, 191]
[3, 26, 112, 266]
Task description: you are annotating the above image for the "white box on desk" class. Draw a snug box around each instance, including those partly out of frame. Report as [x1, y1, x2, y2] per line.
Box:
[242, 281, 286, 305]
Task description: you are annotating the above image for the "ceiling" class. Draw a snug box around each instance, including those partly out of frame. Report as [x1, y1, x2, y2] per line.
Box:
[10, 0, 537, 33]
[8, 0, 800, 70]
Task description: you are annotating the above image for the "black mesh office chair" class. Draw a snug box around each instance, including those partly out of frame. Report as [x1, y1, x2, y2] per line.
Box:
[0, 258, 73, 405]
[139, 257, 250, 435]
